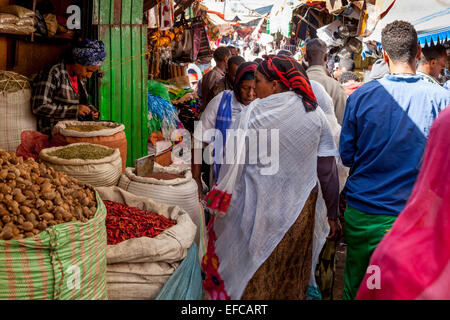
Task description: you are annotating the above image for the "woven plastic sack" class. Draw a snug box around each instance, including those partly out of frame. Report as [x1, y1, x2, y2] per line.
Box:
[0, 192, 107, 300]
[52, 121, 127, 172]
[0, 13, 19, 24]
[16, 17, 34, 26]
[0, 5, 34, 18]
[0, 87, 36, 153]
[155, 243, 203, 300]
[118, 165, 204, 246]
[39, 143, 122, 188]
[43, 13, 57, 36]
[96, 186, 196, 300]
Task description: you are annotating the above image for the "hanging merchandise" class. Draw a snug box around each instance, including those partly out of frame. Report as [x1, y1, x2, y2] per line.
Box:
[317, 20, 346, 48]
[147, 93, 184, 140]
[160, 0, 174, 30]
[148, 6, 158, 29]
[268, 0, 294, 38]
[192, 20, 213, 63]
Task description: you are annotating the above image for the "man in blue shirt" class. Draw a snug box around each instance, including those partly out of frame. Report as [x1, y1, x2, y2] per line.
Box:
[340, 20, 450, 300]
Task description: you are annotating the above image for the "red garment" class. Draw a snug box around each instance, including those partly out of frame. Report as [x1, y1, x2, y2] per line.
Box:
[68, 74, 79, 94]
[257, 55, 318, 111]
[357, 106, 450, 300]
[342, 80, 362, 97]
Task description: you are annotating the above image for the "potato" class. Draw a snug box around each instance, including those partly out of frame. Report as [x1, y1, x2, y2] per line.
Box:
[42, 192, 55, 201]
[37, 221, 47, 231]
[23, 221, 34, 232]
[25, 232, 35, 238]
[20, 206, 31, 216]
[41, 212, 54, 221]
[1, 228, 13, 240]
[12, 234, 25, 240]
[63, 212, 73, 222]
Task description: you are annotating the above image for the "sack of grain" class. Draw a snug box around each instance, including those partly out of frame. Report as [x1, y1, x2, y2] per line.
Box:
[0, 5, 34, 18]
[0, 191, 107, 300]
[39, 143, 122, 187]
[0, 71, 36, 152]
[16, 17, 34, 27]
[52, 120, 127, 172]
[96, 186, 197, 300]
[118, 164, 204, 246]
[0, 13, 19, 24]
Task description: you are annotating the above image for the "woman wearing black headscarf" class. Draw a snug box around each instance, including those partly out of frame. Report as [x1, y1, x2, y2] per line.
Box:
[192, 62, 258, 197]
[201, 55, 340, 300]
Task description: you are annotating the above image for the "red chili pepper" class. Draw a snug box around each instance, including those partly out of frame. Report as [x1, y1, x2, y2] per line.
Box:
[104, 200, 177, 245]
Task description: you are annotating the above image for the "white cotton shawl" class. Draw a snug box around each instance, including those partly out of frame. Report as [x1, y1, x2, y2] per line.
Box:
[211, 91, 338, 299]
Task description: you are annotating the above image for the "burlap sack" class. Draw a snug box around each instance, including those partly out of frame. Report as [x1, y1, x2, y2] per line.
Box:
[52, 121, 127, 172]
[96, 186, 197, 300]
[0, 88, 36, 152]
[39, 143, 122, 187]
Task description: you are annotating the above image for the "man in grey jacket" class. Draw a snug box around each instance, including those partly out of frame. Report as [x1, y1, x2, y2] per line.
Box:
[305, 39, 348, 125]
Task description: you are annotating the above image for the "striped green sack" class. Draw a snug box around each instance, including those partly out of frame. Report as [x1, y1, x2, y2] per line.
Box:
[0, 192, 107, 300]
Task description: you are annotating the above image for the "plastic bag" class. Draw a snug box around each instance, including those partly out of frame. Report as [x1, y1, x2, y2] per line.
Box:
[15, 130, 62, 161]
[155, 244, 204, 300]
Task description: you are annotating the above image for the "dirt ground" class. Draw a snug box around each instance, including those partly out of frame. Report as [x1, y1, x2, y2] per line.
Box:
[333, 242, 347, 300]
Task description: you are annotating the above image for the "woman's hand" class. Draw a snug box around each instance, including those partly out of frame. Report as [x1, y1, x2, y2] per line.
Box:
[78, 104, 91, 117]
[327, 218, 342, 240]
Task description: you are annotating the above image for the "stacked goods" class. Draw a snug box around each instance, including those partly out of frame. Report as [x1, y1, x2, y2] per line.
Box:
[0, 5, 35, 35]
[118, 164, 204, 245]
[104, 200, 177, 245]
[39, 143, 122, 188]
[96, 187, 197, 300]
[0, 71, 36, 152]
[52, 121, 127, 172]
[0, 149, 107, 299]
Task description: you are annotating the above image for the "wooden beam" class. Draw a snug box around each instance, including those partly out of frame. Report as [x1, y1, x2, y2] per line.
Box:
[144, 0, 158, 12]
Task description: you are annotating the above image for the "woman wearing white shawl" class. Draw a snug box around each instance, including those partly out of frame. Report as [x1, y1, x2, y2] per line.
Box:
[202, 55, 341, 300]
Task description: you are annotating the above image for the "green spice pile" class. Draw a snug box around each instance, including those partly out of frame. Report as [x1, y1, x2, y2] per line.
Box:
[48, 145, 114, 160]
[65, 125, 110, 132]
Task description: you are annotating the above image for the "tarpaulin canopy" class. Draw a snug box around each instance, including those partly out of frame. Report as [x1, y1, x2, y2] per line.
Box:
[366, 0, 450, 46]
[207, 12, 234, 35]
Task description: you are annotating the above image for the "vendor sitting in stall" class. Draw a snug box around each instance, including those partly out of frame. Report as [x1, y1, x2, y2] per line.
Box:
[31, 39, 107, 136]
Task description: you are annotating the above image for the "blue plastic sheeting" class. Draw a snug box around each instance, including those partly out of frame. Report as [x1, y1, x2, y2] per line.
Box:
[418, 26, 450, 46]
[155, 243, 204, 300]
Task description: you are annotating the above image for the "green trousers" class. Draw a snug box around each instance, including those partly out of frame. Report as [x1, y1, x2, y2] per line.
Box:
[343, 206, 397, 300]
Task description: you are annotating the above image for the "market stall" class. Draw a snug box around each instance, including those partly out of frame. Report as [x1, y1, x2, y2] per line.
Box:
[0, 0, 207, 301]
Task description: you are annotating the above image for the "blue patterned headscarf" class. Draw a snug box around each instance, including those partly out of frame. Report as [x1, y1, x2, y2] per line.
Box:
[72, 39, 107, 66]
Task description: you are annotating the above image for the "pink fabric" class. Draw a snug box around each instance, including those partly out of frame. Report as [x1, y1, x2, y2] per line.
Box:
[357, 106, 450, 300]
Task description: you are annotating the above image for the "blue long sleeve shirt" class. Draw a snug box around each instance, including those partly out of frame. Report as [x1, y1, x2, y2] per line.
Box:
[340, 74, 450, 216]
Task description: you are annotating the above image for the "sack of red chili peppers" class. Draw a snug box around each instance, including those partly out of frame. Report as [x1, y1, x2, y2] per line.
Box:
[96, 186, 197, 300]
[118, 165, 204, 246]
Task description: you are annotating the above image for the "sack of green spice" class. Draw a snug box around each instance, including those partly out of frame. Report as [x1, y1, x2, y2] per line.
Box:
[52, 120, 127, 173]
[0, 191, 108, 300]
[39, 143, 122, 187]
